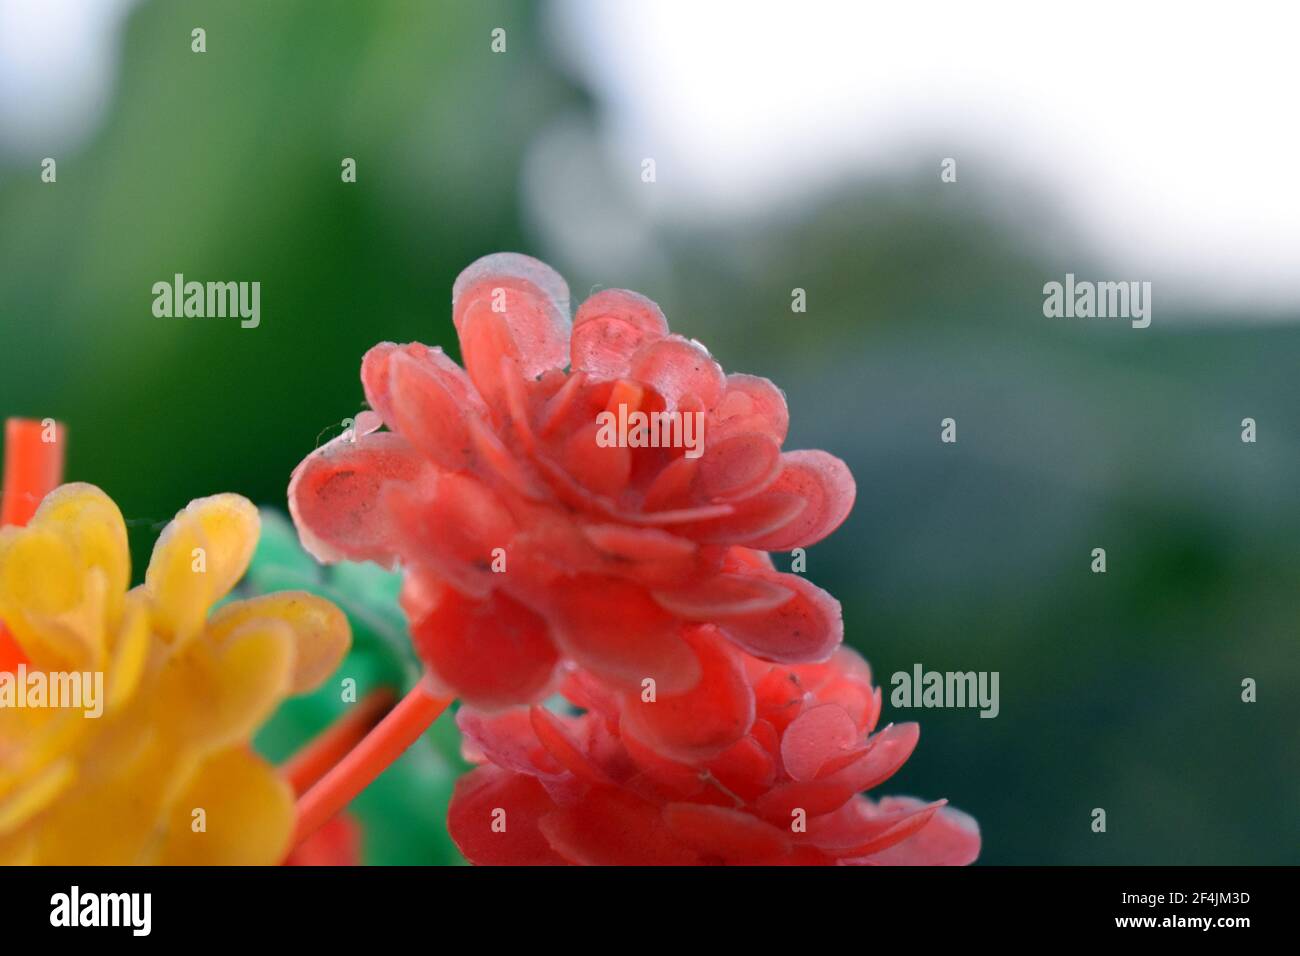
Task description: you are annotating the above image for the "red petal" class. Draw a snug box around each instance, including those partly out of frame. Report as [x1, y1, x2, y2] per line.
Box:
[801, 795, 945, 858]
[386, 472, 516, 599]
[559, 666, 622, 723]
[581, 523, 701, 586]
[627, 335, 726, 412]
[751, 665, 807, 732]
[710, 373, 789, 445]
[529, 706, 614, 786]
[406, 582, 559, 710]
[662, 803, 792, 862]
[466, 414, 547, 500]
[455, 706, 564, 778]
[791, 647, 880, 731]
[619, 625, 754, 762]
[452, 253, 571, 379]
[500, 354, 541, 450]
[717, 572, 843, 663]
[620, 726, 707, 798]
[722, 546, 777, 572]
[537, 370, 589, 437]
[749, 717, 782, 756]
[570, 289, 669, 381]
[582, 523, 697, 564]
[455, 310, 520, 414]
[448, 765, 569, 865]
[705, 733, 778, 802]
[780, 703, 862, 782]
[742, 450, 856, 550]
[652, 572, 794, 619]
[563, 421, 632, 498]
[671, 491, 806, 545]
[623, 500, 738, 528]
[850, 799, 981, 866]
[380, 349, 478, 470]
[546, 576, 701, 694]
[754, 722, 920, 823]
[287, 431, 430, 565]
[641, 456, 700, 512]
[694, 432, 782, 501]
[538, 789, 700, 865]
[362, 342, 484, 429]
[826, 722, 921, 792]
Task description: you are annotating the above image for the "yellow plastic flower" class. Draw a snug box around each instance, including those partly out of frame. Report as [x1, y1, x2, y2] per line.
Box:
[0, 483, 350, 864]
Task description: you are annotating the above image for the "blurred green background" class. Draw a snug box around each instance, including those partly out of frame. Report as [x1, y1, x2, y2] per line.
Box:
[1, 0, 1296, 864]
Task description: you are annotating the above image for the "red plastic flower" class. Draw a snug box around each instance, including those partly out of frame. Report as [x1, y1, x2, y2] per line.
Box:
[446, 639, 980, 865]
[290, 254, 855, 711]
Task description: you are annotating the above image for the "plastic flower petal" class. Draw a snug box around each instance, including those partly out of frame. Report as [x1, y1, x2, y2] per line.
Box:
[0, 484, 350, 865]
[289, 254, 856, 708]
[445, 643, 979, 866]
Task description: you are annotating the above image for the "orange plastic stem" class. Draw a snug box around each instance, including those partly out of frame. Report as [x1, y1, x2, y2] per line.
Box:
[291, 677, 452, 849]
[282, 688, 398, 795]
[1, 417, 65, 527]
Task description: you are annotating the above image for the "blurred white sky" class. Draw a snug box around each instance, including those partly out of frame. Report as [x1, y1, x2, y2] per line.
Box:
[2, 0, 1296, 312]
[552, 0, 1300, 312]
[0, 0, 132, 154]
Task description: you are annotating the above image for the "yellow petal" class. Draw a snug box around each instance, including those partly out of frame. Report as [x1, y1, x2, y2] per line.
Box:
[0, 709, 86, 794]
[157, 746, 294, 865]
[0, 484, 129, 669]
[142, 515, 212, 642]
[0, 757, 75, 836]
[31, 741, 199, 865]
[0, 614, 85, 674]
[182, 493, 261, 601]
[29, 483, 130, 624]
[0, 828, 35, 865]
[0, 521, 112, 670]
[145, 494, 259, 642]
[0, 527, 80, 619]
[153, 620, 293, 756]
[107, 595, 152, 711]
[207, 592, 351, 694]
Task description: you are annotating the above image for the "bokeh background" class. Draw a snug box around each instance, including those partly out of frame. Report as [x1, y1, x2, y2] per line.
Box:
[1, 0, 1296, 864]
